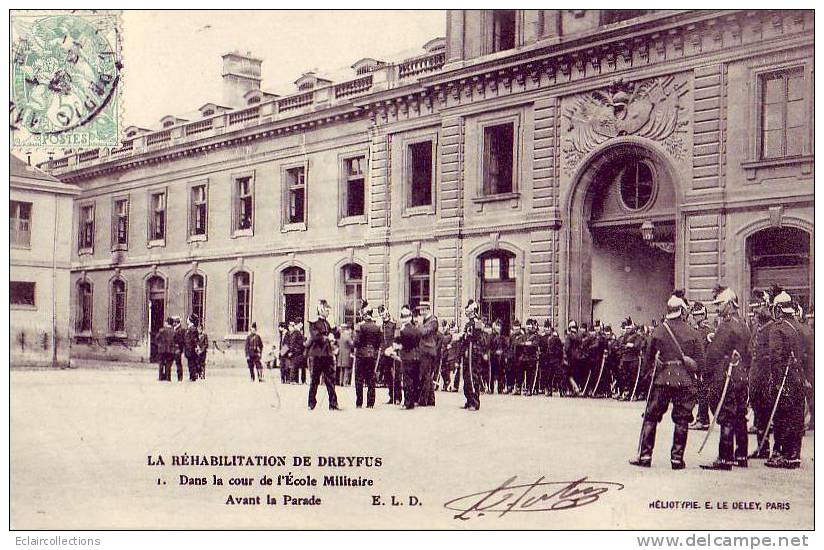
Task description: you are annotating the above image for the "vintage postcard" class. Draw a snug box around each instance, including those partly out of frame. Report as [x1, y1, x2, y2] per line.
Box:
[8, 8, 815, 535]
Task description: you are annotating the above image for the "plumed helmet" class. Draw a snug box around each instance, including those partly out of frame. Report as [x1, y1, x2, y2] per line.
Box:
[399, 304, 413, 322]
[666, 291, 689, 320]
[711, 286, 739, 308]
[621, 316, 634, 329]
[317, 299, 331, 317]
[773, 291, 795, 314]
[464, 299, 479, 316]
[568, 320, 578, 331]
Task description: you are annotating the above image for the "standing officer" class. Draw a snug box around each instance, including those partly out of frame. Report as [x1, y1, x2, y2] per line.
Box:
[766, 291, 807, 469]
[489, 319, 508, 394]
[517, 319, 541, 395]
[443, 322, 461, 392]
[545, 324, 565, 396]
[244, 322, 264, 382]
[306, 299, 340, 411]
[353, 306, 382, 408]
[378, 306, 401, 404]
[618, 318, 642, 400]
[184, 314, 202, 381]
[689, 303, 712, 430]
[156, 317, 176, 382]
[509, 319, 525, 394]
[630, 291, 704, 470]
[460, 300, 485, 410]
[196, 322, 209, 380]
[747, 290, 775, 459]
[416, 301, 438, 406]
[172, 316, 186, 382]
[701, 287, 751, 470]
[564, 320, 584, 396]
[393, 305, 421, 409]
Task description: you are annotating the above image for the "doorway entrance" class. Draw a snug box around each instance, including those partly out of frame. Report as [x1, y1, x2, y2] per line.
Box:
[479, 249, 516, 333]
[281, 266, 307, 325]
[147, 276, 166, 361]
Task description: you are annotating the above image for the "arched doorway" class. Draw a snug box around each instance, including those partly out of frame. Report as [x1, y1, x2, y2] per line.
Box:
[565, 141, 681, 328]
[747, 227, 812, 309]
[146, 275, 166, 361]
[478, 249, 516, 333]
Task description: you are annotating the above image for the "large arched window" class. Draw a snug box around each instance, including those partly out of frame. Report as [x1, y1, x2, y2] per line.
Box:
[77, 280, 93, 333]
[188, 274, 205, 325]
[748, 227, 811, 309]
[405, 258, 431, 310]
[232, 271, 252, 333]
[340, 263, 363, 327]
[618, 160, 655, 211]
[110, 278, 127, 333]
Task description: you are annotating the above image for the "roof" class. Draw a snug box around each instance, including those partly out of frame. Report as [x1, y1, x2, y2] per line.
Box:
[10, 153, 80, 195]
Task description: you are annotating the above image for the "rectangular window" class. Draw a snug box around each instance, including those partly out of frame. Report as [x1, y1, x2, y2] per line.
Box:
[342, 156, 366, 218]
[78, 203, 95, 251]
[761, 68, 806, 159]
[286, 166, 306, 225]
[149, 192, 166, 242]
[483, 258, 501, 280]
[407, 141, 433, 208]
[482, 123, 515, 195]
[491, 10, 516, 53]
[190, 276, 205, 324]
[10, 281, 35, 307]
[409, 276, 430, 310]
[234, 176, 254, 232]
[112, 198, 129, 247]
[10, 200, 32, 247]
[190, 184, 208, 237]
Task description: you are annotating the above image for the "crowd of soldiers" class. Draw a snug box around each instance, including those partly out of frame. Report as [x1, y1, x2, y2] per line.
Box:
[155, 282, 813, 471]
[154, 314, 209, 382]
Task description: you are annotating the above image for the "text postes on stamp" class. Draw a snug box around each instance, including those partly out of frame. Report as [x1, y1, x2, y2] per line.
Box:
[10, 10, 122, 149]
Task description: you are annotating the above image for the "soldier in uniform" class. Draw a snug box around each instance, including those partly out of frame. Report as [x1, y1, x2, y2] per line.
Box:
[701, 287, 751, 470]
[590, 324, 612, 398]
[747, 290, 775, 459]
[545, 324, 565, 396]
[515, 319, 540, 395]
[184, 314, 202, 381]
[443, 322, 461, 392]
[287, 322, 307, 384]
[630, 291, 704, 470]
[155, 317, 176, 382]
[353, 306, 382, 408]
[377, 306, 401, 404]
[509, 319, 525, 394]
[689, 303, 713, 430]
[244, 322, 264, 382]
[794, 304, 814, 432]
[416, 301, 438, 406]
[488, 320, 508, 395]
[765, 291, 807, 469]
[196, 322, 209, 380]
[172, 316, 186, 382]
[618, 318, 643, 400]
[563, 321, 583, 396]
[306, 299, 340, 411]
[604, 326, 621, 398]
[393, 305, 421, 409]
[460, 300, 484, 410]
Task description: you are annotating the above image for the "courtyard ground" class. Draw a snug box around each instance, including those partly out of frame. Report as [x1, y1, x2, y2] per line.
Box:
[10, 365, 813, 530]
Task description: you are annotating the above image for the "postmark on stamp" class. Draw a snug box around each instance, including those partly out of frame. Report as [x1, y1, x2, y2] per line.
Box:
[10, 10, 123, 149]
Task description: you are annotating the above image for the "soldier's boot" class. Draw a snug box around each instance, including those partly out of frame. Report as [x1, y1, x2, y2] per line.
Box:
[670, 423, 689, 470]
[257, 366, 264, 382]
[700, 424, 734, 470]
[629, 421, 657, 468]
[688, 419, 709, 431]
[734, 419, 748, 467]
[748, 430, 770, 459]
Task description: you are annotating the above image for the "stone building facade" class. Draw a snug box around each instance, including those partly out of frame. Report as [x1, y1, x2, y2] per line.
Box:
[10, 154, 80, 366]
[44, 10, 814, 364]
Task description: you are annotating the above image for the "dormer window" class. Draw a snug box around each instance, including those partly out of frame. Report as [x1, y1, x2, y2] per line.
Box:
[163, 120, 174, 128]
[202, 109, 214, 117]
[298, 82, 314, 91]
[248, 96, 260, 105]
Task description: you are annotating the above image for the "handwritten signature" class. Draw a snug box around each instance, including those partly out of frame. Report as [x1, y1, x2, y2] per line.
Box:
[444, 475, 624, 520]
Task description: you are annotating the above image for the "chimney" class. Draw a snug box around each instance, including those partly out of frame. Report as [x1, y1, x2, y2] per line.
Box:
[221, 51, 262, 107]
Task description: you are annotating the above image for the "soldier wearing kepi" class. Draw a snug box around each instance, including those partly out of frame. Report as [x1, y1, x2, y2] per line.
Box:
[416, 301, 438, 406]
[378, 306, 401, 405]
[630, 291, 704, 470]
[353, 305, 382, 408]
[244, 322, 264, 382]
[515, 319, 541, 396]
[184, 314, 202, 381]
[701, 287, 751, 470]
[460, 300, 485, 410]
[306, 300, 340, 411]
[689, 303, 712, 430]
[393, 305, 421, 409]
[765, 291, 808, 469]
[747, 290, 775, 459]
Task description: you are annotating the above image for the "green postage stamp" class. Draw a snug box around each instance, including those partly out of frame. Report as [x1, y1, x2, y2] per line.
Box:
[10, 10, 123, 149]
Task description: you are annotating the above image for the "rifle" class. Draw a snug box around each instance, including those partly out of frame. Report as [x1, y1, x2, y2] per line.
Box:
[699, 350, 741, 454]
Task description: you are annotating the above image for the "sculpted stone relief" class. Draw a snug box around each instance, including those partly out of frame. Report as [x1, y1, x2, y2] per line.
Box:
[561, 75, 690, 175]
